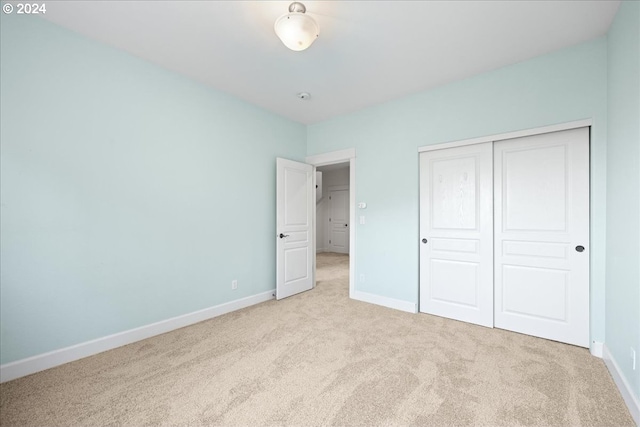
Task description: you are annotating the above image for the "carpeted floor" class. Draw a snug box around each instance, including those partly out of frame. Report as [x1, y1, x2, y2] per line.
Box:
[0, 252, 635, 426]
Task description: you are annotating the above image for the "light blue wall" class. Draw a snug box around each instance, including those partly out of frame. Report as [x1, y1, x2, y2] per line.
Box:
[606, 0, 640, 399]
[0, 16, 306, 364]
[307, 39, 608, 347]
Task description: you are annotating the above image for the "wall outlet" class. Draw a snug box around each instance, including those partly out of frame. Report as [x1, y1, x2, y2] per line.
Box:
[231, 280, 238, 290]
[632, 347, 636, 370]
[359, 274, 365, 283]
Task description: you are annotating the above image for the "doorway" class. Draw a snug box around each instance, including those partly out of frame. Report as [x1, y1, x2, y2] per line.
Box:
[316, 163, 350, 255]
[306, 149, 356, 299]
[315, 163, 350, 294]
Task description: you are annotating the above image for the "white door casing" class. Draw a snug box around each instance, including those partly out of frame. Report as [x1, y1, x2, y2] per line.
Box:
[494, 127, 590, 347]
[276, 158, 315, 300]
[419, 142, 494, 327]
[328, 187, 349, 254]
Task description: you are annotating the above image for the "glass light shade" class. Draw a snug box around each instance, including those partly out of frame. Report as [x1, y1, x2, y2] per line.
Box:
[274, 12, 319, 51]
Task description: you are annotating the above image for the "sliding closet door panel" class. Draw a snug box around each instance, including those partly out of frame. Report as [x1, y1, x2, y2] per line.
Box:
[419, 142, 493, 327]
[494, 127, 589, 347]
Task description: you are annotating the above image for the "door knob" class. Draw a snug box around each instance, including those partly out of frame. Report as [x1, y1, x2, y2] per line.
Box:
[279, 233, 289, 239]
[422, 238, 428, 244]
[344, 224, 348, 227]
[575, 245, 585, 252]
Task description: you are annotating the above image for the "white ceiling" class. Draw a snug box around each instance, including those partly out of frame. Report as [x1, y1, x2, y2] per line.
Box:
[40, 1, 620, 125]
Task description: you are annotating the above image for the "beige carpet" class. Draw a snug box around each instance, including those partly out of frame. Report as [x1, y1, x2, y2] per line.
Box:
[0, 252, 634, 426]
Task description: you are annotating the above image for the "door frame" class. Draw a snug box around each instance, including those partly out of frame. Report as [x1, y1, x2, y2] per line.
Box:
[306, 148, 356, 299]
[418, 119, 592, 153]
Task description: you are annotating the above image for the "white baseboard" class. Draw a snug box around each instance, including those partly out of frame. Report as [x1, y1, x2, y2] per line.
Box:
[591, 341, 604, 358]
[603, 344, 640, 425]
[0, 290, 275, 383]
[316, 248, 326, 253]
[352, 290, 417, 314]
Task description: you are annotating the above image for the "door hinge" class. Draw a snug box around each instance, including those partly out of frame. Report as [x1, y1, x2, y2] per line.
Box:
[329, 218, 331, 222]
[329, 196, 331, 200]
[329, 240, 331, 244]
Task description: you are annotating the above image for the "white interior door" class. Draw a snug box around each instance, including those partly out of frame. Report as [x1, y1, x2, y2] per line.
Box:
[328, 188, 349, 254]
[276, 158, 315, 300]
[419, 142, 494, 327]
[494, 128, 589, 347]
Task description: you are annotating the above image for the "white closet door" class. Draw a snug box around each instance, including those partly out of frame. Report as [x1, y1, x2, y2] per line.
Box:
[494, 128, 589, 347]
[419, 142, 494, 327]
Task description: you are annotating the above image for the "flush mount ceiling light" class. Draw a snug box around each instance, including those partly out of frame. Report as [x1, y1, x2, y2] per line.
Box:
[274, 2, 319, 52]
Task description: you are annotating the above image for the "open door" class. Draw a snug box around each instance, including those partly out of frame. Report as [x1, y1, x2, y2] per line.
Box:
[276, 158, 315, 299]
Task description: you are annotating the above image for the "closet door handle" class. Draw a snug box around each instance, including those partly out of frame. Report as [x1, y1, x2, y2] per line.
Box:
[421, 238, 428, 244]
[575, 245, 585, 252]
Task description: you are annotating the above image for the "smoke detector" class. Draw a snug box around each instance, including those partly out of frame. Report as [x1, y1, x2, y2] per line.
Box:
[297, 92, 311, 100]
